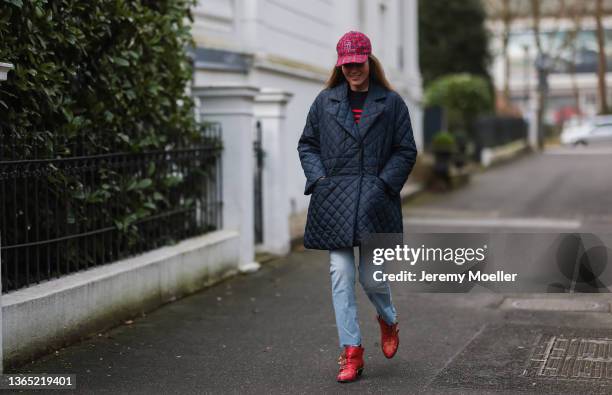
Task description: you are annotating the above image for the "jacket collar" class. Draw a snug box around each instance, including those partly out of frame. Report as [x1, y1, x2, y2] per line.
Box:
[327, 79, 387, 142]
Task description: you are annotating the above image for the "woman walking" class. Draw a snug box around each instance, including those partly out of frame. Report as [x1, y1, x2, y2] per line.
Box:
[297, 31, 418, 383]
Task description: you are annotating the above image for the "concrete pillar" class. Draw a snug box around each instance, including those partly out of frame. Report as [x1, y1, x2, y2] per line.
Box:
[0, 61, 13, 374]
[403, 0, 421, 86]
[254, 88, 293, 255]
[402, 0, 424, 151]
[193, 85, 259, 268]
[527, 108, 539, 150]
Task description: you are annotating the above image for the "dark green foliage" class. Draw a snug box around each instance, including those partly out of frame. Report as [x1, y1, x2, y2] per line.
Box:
[431, 131, 457, 153]
[0, 0, 224, 289]
[424, 73, 493, 135]
[0, 0, 199, 155]
[419, 0, 492, 87]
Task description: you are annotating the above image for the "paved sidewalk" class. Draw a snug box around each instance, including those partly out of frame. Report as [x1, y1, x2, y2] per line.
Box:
[10, 246, 612, 394]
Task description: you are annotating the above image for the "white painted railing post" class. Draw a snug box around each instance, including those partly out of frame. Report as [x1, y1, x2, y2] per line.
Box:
[254, 88, 293, 255]
[193, 85, 260, 269]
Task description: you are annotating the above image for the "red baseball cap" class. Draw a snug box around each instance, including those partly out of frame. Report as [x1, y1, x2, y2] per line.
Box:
[335, 31, 372, 67]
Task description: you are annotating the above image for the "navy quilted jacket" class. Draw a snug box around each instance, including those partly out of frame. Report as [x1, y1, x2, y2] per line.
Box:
[297, 80, 418, 250]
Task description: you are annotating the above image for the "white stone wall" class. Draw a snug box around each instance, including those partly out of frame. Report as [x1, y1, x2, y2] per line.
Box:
[3, 230, 241, 368]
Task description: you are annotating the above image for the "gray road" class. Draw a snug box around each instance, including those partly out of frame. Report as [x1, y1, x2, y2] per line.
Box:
[404, 146, 612, 233]
[8, 148, 612, 394]
[399, 147, 612, 295]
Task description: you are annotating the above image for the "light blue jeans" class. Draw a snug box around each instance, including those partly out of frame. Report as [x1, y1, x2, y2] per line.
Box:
[329, 246, 397, 348]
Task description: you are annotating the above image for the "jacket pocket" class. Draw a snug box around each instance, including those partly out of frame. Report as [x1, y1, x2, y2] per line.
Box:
[314, 176, 331, 192]
[310, 177, 333, 217]
[373, 176, 390, 198]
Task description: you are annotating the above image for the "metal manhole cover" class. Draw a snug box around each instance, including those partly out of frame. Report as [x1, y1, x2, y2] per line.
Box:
[523, 334, 612, 381]
[429, 324, 612, 394]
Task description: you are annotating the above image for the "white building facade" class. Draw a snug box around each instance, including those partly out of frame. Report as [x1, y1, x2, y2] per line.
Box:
[191, 0, 423, 258]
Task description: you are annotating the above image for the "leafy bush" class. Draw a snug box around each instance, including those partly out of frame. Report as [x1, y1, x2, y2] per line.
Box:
[431, 131, 457, 153]
[0, 0, 222, 287]
[419, 0, 491, 87]
[0, 0, 199, 155]
[424, 73, 493, 136]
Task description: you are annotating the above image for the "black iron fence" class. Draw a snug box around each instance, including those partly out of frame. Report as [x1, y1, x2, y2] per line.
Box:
[253, 120, 264, 245]
[423, 106, 446, 149]
[474, 116, 528, 149]
[1, 124, 223, 293]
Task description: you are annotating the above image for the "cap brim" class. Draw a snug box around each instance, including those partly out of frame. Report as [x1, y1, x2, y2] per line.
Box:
[336, 54, 369, 67]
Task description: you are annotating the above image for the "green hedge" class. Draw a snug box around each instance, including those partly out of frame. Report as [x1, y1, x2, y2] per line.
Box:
[0, 0, 224, 288]
[419, 0, 491, 87]
[0, 0, 200, 155]
[424, 73, 493, 136]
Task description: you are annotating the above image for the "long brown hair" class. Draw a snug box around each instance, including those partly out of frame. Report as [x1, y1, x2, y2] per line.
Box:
[324, 54, 394, 91]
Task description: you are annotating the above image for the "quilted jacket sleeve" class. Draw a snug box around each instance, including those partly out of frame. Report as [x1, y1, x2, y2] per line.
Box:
[298, 98, 327, 195]
[378, 94, 418, 196]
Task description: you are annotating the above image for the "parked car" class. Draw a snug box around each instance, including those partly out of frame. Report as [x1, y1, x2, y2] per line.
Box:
[561, 116, 612, 146]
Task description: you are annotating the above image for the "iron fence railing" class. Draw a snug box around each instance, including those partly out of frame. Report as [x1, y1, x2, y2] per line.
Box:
[253, 120, 264, 245]
[474, 116, 528, 148]
[1, 124, 223, 293]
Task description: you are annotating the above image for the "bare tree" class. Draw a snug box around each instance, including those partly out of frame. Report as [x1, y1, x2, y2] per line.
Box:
[595, 0, 609, 114]
[566, 1, 586, 115]
[485, 0, 520, 103]
[500, 0, 513, 101]
[530, 0, 578, 148]
[531, 0, 547, 149]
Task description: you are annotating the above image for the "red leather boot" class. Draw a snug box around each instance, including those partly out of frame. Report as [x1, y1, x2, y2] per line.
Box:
[377, 315, 399, 359]
[336, 345, 364, 383]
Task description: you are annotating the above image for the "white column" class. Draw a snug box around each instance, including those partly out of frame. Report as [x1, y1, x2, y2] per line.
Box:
[402, 0, 424, 151]
[403, 0, 420, 81]
[0, 61, 13, 375]
[254, 89, 293, 255]
[193, 85, 259, 268]
[527, 108, 539, 150]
